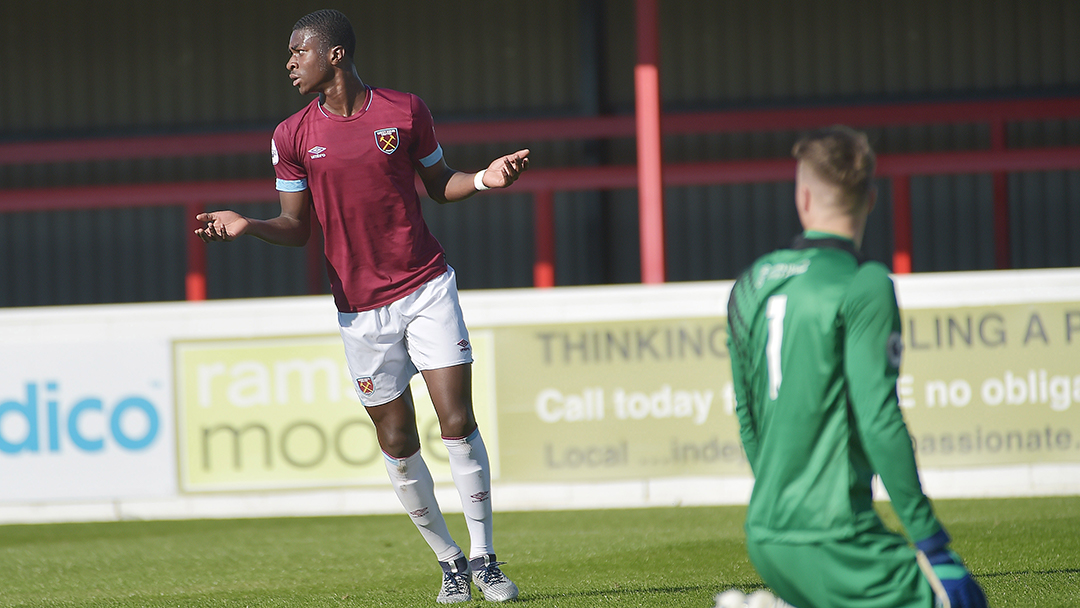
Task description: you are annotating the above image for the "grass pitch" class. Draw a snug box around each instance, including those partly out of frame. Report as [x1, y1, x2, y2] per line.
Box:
[0, 495, 1077, 607]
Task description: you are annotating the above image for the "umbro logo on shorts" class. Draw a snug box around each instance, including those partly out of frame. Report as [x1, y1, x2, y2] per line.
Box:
[470, 491, 490, 503]
[356, 377, 375, 396]
[457, 339, 471, 352]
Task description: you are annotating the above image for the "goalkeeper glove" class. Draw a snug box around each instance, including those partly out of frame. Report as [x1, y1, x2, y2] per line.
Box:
[916, 529, 988, 608]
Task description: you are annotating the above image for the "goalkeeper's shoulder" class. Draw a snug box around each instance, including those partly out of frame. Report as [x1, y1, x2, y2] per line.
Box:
[852, 259, 895, 291]
[846, 260, 898, 312]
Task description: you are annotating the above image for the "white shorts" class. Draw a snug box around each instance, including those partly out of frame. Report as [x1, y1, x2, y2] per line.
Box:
[338, 266, 473, 406]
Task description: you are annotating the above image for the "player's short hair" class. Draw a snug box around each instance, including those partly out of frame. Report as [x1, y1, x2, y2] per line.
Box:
[792, 126, 876, 209]
[293, 9, 356, 58]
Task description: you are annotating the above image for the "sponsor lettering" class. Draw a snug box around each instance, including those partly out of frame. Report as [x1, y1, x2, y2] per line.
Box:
[200, 417, 380, 471]
[535, 384, 729, 426]
[544, 441, 628, 469]
[909, 369, 1080, 412]
[536, 323, 728, 365]
[0, 382, 159, 454]
[904, 310, 1080, 350]
[195, 357, 351, 408]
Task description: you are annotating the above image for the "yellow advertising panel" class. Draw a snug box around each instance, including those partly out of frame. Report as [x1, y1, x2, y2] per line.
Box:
[485, 317, 746, 482]
[897, 302, 1080, 467]
[173, 332, 495, 492]
[480, 301, 1080, 482]
[171, 296, 1080, 493]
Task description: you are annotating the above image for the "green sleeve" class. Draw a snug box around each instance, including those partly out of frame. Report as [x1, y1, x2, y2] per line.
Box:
[843, 265, 941, 544]
[728, 328, 759, 472]
[727, 280, 760, 472]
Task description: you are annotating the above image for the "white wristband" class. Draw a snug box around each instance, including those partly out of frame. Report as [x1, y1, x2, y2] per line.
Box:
[473, 170, 490, 191]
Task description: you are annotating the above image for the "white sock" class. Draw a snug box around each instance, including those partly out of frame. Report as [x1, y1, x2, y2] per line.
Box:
[442, 428, 494, 559]
[383, 449, 463, 563]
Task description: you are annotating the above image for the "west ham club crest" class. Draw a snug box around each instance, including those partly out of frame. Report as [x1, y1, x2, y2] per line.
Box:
[375, 128, 399, 154]
[356, 377, 375, 396]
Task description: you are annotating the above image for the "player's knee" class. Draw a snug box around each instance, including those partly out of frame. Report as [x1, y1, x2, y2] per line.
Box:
[377, 424, 421, 458]
[438, 409, 476, 439]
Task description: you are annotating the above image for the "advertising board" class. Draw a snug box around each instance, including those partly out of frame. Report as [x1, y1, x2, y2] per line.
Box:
[174, 332, 497, 492]
[1, 270, 1077, 521]
[0, 339, 174, 502]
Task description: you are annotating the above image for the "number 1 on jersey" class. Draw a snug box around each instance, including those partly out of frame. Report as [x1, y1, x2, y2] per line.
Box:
[766, 295, 787, 400]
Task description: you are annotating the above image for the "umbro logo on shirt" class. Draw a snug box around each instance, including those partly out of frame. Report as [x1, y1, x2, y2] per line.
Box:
[308, 146, 327, 159]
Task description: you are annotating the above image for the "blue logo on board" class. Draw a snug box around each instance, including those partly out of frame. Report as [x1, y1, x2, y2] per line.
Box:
[0, 382, 160, 454]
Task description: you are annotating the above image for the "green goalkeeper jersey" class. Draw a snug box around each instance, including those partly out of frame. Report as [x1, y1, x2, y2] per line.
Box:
[727, 231, 942, 546]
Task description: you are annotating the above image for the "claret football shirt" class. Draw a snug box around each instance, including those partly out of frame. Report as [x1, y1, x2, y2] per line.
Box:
[272, 86, 448, 313]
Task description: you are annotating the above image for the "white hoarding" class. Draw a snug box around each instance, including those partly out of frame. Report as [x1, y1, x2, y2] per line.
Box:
[0, 338, 175, 501]
[0, 269, 1077, 523]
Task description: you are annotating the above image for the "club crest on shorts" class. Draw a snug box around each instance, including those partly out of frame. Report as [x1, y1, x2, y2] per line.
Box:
[374, 127, 399, 154]
[356, 377, 375, 396]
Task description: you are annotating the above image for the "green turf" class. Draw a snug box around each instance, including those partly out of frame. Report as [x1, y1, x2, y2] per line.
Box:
[0, 496, 1077, 607]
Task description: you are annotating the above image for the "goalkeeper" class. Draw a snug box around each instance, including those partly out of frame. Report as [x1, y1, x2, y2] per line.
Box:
[725, 126, 988, 608]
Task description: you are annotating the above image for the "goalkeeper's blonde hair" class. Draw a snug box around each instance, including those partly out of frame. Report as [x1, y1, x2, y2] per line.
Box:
[792, 126, 876, 213]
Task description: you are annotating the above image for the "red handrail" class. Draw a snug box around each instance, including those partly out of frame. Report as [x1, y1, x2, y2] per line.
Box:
[5, 147, 1076, 209]
[3, 97, 1080, 297]
[6, 98, 1079, 167]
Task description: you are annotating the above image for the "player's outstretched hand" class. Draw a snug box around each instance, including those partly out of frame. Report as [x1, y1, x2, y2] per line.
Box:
[195, 210, 249, 242]
[482, 149, 530, 188]
[927, 548, 988, 608]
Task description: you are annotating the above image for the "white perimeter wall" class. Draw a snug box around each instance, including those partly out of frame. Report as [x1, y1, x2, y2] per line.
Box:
[0, 269, 1078, 524]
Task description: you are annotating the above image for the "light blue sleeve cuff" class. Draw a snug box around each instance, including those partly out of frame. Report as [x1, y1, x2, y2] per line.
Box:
[276, 178, 308, 192]
[418, 144, 444, 168]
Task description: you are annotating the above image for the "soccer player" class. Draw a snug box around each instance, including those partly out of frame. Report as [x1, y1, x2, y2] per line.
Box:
[725, 126, 988, 608]
[194, 9, 527, 604]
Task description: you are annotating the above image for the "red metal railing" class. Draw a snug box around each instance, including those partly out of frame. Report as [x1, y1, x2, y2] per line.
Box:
[2, 97, 1080, 299]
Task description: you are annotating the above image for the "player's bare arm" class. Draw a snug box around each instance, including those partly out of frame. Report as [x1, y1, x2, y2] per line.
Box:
[195, 189, 312, 246]
[418, 149, 530, 204]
